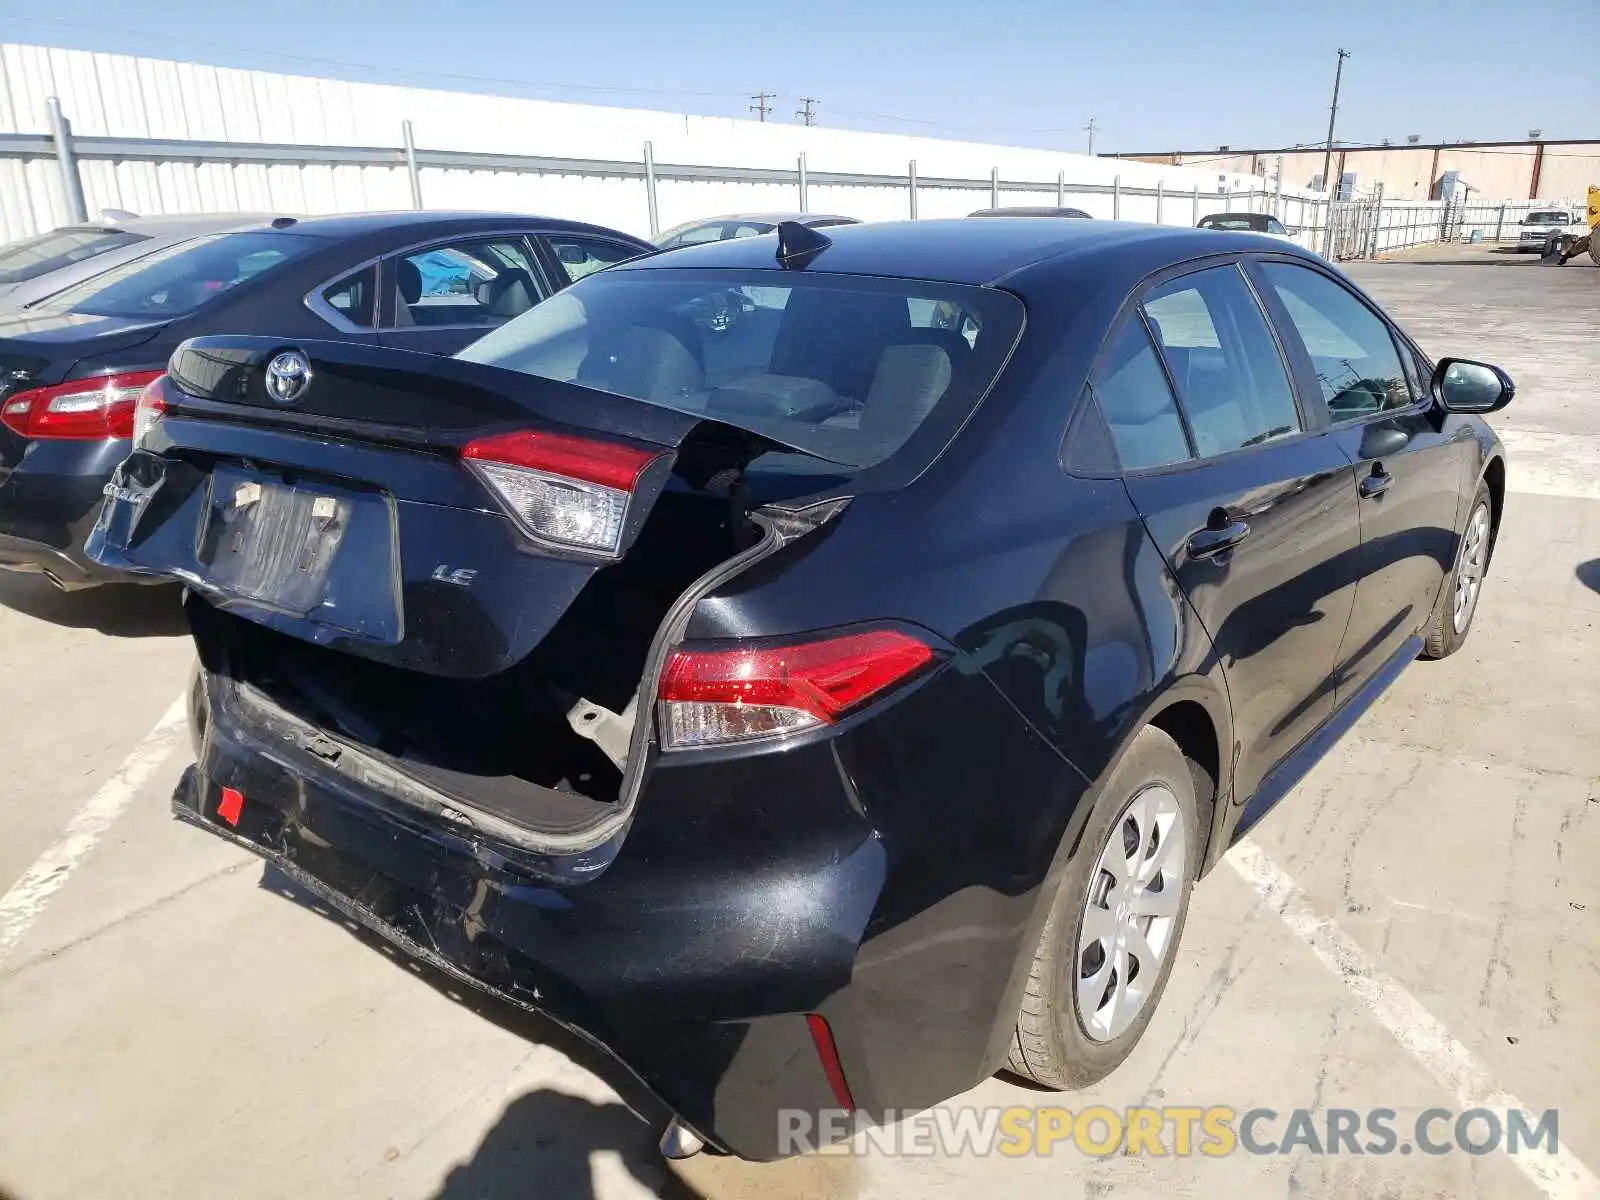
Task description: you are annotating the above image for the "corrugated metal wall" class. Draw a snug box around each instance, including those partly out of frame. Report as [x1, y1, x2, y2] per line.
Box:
[0, 42, 1299, 242]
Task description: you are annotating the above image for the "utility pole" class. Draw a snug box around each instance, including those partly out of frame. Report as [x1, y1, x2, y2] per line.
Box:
[749, 92, 774, 122]
[1084, 116, 1100, 156]
[1319, 48, 1350, 198]
[796, 97, 819, 126]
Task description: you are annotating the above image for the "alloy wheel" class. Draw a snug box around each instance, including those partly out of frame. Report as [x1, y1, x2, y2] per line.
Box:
[1452, 503, 1491, 634]
[1075, 783, 1188, 1043]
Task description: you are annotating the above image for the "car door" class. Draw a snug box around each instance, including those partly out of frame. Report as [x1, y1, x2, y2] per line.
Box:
[1249, 258, 1468, 702]
[1099, 260, 1362, 805]
[377, 234, 550, 355]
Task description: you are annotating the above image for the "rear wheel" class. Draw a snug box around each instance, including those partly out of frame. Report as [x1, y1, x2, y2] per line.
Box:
[1423, 485, 1492, 659]
[1007, 726, 1199, 1088]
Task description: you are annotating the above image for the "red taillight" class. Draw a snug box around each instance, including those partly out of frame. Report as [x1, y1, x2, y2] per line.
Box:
[805, 1013, 856, 1112]
[460, 429, 665, 555]
[657, 629, 934, 750]
[0, 370, 164, 441]
[462, 429, 660, 491]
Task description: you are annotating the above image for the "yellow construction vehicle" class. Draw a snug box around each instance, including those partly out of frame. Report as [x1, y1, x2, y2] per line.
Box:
[1542, 186, 1600, 264]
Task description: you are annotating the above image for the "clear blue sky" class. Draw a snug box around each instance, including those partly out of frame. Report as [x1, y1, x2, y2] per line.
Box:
[1, 0, 1594, 153]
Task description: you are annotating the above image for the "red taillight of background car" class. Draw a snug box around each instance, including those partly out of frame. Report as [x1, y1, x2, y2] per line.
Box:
[0, 370, 164, 441]
[461, 429, 665, 556]
[657, 628, 935, 750]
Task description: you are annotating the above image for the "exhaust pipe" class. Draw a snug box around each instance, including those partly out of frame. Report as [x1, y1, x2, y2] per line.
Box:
[40, 570, 93, 593]
[659, 1119, 705, 1160]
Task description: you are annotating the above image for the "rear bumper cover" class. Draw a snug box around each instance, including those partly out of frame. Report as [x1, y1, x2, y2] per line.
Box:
[0, 439, 135, 581]
[181, 625, 1074, 1159]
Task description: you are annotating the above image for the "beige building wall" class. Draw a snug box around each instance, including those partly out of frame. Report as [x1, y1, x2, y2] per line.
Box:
[1120, 143, 1599, 203]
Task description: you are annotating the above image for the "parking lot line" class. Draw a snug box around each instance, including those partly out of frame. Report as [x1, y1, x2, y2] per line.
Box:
[1228, 838, 1600, 1199]
[0, 693, 187, 968]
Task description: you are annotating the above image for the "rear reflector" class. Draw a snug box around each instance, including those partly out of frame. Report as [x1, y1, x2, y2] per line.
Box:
[805, 1013, 856, 1112]
[216, 786, 245, 827]
[461, 430, 663, 555]
[658, 629, 933, 750]
[0, 370, 164, 441]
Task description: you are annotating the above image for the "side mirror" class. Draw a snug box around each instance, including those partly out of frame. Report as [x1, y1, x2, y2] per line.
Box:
[557, 245, 588, 266]
[1434, 358, 1514, 414]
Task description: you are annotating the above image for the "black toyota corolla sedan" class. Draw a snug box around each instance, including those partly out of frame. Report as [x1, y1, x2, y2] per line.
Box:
[88, 218, 1509, 1160]
[0, 210, 652, 588]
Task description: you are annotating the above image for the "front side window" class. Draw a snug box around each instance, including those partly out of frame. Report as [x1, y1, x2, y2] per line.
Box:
[387, 238, 545, 329]
[1142, 265, 1301, 456]
[38, 232, 319, 318]
[657, 222, 728, 249]
[457, 268, 1024, 473]
[1260, 262, 1411, 422]
[1091, 316, 1192, 470]
[0, 227, 146, 285]
[546, 235, 644, 285]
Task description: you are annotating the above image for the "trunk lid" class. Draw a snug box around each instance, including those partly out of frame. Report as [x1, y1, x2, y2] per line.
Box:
[87, 335, 797, 678]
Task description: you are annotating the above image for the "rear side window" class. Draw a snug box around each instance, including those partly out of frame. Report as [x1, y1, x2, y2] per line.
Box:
[1091, 317, 1191, 470]
[0, 228, 145, 284]
[1261, 262, 1411, 422]
[321, 266, 376, 327]
[1143, 266, 1301, 456]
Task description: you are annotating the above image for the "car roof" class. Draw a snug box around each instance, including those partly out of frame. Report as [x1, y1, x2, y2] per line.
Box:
[624, 217, 1318, 286]
[967, 206, 1092, 219]
[669, 212, 856, 228]
[197, 210, 650, 242]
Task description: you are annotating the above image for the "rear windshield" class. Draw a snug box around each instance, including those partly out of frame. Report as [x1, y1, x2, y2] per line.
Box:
[0, 227, 146, 285]
[457, 268, 1026, 471]
[37, 232, 320, 319]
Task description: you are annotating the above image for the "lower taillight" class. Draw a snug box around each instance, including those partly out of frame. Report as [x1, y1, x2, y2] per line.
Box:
[657, 628, 935, 750]
[461, 429, 665, 556]
[0, 370, 164, 441]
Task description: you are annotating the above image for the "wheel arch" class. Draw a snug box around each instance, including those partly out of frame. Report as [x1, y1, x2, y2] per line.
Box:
[1481, 453, 1505, 556]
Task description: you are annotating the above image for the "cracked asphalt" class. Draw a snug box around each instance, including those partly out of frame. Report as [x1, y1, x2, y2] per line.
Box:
[0, 247, 1595, 1200]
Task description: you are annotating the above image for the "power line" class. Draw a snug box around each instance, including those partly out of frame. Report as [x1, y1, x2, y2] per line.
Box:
[796, 97, 819, 126]
[749, 92, 774, 122]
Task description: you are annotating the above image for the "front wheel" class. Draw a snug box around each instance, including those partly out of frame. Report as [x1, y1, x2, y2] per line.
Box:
[1006, 726, 1199, 1089]
[1423, 485, 1493, 659]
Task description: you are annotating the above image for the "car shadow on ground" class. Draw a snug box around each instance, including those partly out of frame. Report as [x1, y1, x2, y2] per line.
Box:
[0, 573, 188, 637]
[1577, 559, 1600, 595]
[258, 865, 709, 1200]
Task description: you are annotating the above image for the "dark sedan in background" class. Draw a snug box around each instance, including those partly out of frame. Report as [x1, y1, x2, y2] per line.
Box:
[0, 210, 652, 588]
[90, 218, 1509, 1159]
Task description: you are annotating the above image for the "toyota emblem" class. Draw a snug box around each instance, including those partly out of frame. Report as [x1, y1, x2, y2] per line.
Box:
[264, 350, 312, 405]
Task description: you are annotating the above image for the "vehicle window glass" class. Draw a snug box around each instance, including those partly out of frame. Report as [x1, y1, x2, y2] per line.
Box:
[1260, 262, 1411, 422]
[661, 224, 727, 249]
[1091, 316, 1192, 470]
[387, 237, 546, 329]
[731, 223, 775, 239]
[1143, 265, 1301, 456]
[36, 232, 319, 318]
[0, 228, 146, 284]
[457, 268, 1025, 474]
[1266, 217, 1288, 235]
[1526, 211, 1568, 224]
[546, 235, 644, 285]
[321, 265, 376, 327]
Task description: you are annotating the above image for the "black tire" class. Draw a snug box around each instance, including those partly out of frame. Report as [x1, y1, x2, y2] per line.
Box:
[1422, 484, 1493, 660]
[1006, 726, 1200, 1089]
